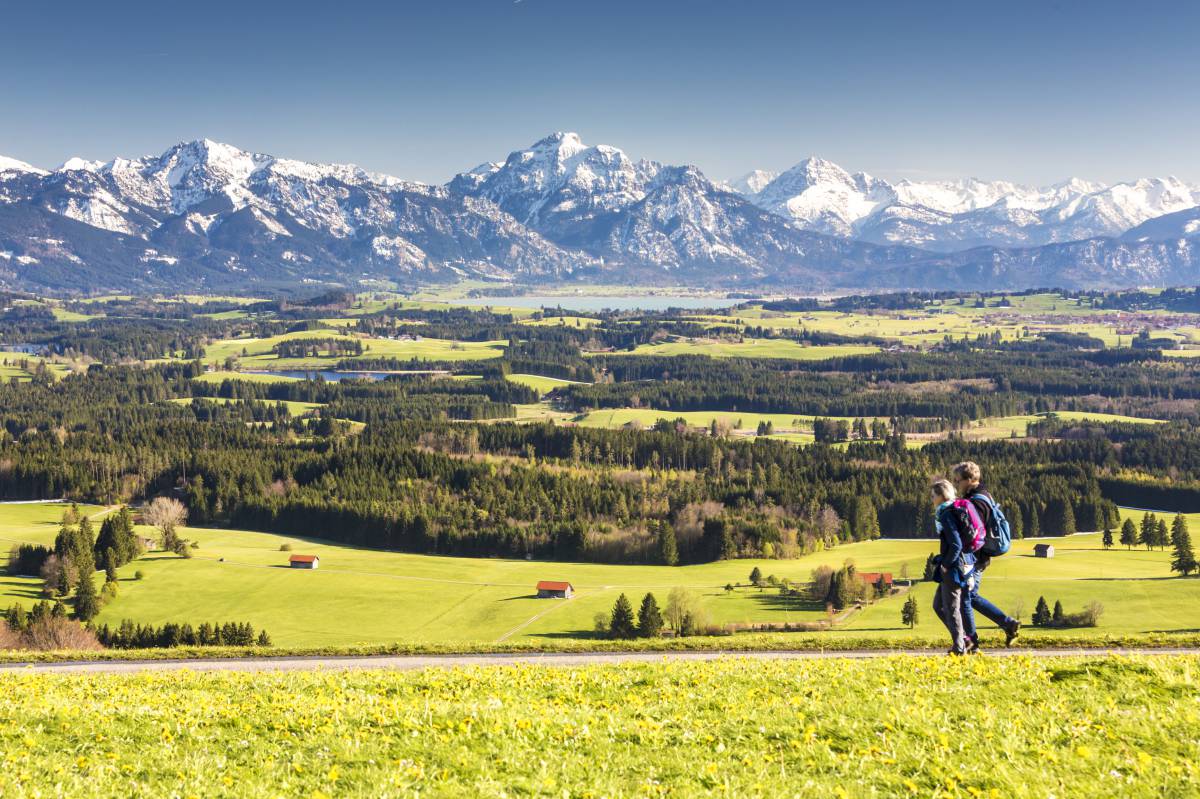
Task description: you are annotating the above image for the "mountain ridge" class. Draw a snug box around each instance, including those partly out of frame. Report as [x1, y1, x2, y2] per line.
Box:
[1, 134, 1198, 294]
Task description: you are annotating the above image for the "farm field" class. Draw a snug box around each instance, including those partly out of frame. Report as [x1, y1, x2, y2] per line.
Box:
[505, 373, 586, 396]
[623, 338, 880, 359]
[685, 291, 1200, 348]
[0, 655, 1196, 797]
[3, 503, 1197, 648]
[191, 370, 302, 384]
[200, 331, 505, 369]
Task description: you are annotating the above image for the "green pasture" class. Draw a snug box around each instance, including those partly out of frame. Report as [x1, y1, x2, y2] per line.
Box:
[505, 373, 587, 396]
[2, 655, 1197, 797]
[191, 370, 302, 384]
[168, 397, 323, 416]
[622, 338, 879, 359]
[4, 503, 1197, 648]
[201, 331, 505, 369]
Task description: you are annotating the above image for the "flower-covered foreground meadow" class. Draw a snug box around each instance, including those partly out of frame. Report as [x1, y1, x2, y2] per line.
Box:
[0, 656, 1196, 798]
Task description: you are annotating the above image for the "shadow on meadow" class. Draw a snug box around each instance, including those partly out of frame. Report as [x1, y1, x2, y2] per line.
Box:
[0, 578, 42, 600]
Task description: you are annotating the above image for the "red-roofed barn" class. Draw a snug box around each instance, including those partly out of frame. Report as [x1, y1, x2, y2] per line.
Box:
[289, 554, 320, 570]
[536, 580, 573, 599]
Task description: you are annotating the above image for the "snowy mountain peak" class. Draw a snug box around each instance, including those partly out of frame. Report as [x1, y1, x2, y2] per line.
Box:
[58, 157, 106, 172]
[455, 132, 660, 228]
[530, 131, 589, 160]
[720, 169, 778, 196]
[0, 155, 47, 176]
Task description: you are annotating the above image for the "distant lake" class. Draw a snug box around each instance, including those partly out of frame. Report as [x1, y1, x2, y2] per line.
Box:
[443, 295, 745, 312]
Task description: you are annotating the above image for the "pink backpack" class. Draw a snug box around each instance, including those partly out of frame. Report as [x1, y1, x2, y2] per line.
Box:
[951, 498, 986, 553]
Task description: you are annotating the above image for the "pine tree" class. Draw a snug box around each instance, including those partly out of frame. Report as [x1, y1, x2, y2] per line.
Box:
[1024, 503, 1041, 538]
[104, 547, 118, 584]
[901, 595, 919, 629]
[609, 593, 636, 639]
[637, 592, 664, 638]
[1141, 513, 1156, 551]
[1172, 514, 1189, 550]
[1171, 528, 1198, 577]
[256, 629, 272, 647]
[1120, 518, 1138, 550]
[1044, 497, 1076, 536]
[1052, 600, 1064, 625]
[1101, 526, 1113, 550]
[74, 571, 99, 622]
[1033, 596, 1051, 626]
[656, 521, 678, 566]
[1155, 519, 1170, 551]
[749, 566, 763, 586]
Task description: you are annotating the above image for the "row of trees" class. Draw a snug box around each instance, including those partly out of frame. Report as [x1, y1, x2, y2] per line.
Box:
[96, 619, 270, 649]
[1030, 597, 1104, 628]
[600, 588, 708, 638]
[1110, 513, 1197, 575]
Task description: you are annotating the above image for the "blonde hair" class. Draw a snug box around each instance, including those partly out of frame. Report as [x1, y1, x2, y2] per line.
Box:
[952, 461, 981, 483]
[931, 478, 956, 503]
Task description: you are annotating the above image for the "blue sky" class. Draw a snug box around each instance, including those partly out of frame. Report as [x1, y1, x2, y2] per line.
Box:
[1, 0, 1197, 185]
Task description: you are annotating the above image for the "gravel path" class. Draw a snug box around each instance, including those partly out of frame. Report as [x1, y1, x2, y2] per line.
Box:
[2, 647, 1197, 674]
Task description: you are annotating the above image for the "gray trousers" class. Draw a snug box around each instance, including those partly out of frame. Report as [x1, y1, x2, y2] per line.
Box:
[933, 571, 967, 652]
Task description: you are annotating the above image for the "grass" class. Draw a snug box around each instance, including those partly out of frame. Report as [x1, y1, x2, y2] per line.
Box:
[505, 373, 587, 396]
[201, 331, 505, 369]
[0, 655, 1196, 797]
[953, 411, 1166, 441]
[4, 503, 1199, 649]
[623, 339, 880, 359]
[565, 407, 904, 441]
[191, 370, 302, 384]
[167, 397, 323, 416]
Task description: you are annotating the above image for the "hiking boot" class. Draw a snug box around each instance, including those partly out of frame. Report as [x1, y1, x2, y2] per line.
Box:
[1004, 619, 1021, 648]
[947, 648, 965, 656]
[965, 636, 980, 655]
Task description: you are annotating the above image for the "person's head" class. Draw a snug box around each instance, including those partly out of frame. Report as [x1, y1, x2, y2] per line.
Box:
[951, 461, 981, 493]
[931, 478, 956, 506]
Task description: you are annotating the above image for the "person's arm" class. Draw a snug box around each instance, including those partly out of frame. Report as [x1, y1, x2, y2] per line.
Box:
[941, 507, 963, 568]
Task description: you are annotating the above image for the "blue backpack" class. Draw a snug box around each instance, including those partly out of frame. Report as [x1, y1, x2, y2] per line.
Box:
[970, 491, 1012, 556]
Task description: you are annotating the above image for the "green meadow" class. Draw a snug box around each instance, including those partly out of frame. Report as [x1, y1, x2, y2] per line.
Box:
[624, 339, 879, 359]
[2, 503, 1197, 649]
[201, 331, 505, 369]
[1, 655, 1196, 797]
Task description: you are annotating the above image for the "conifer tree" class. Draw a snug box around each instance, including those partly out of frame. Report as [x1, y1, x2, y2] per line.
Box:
[609, 593, 636, 639]
[74, 571, 99, 622]
[901, 594, 919, 629]
[656, 520, 678, 566]
[1102, 526, 1113, 550]
[1155, 519, 1170, 551]
[637, 592, 664, 638]
[1171, 528, 1197, 577]
[1052, 600, 1064, 625]
[749, 567, 763, 585]
[1120, 518, 1138, 550]
[1172, 514, 1189, 550]
[1033, 596, 1051, 626]
[104, 547, 118, 584]
[1141, 513, 1156, 551]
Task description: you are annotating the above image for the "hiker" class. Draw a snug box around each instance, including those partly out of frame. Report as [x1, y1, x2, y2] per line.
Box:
[952, 461, 1021, 649]
[930, 478, 976, 655]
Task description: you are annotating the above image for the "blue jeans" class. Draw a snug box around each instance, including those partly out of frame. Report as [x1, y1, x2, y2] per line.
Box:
[962, 569, 1011, 639]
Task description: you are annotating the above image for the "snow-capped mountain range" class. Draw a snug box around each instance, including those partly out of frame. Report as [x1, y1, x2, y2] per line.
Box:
[0, 132, 1198, 294]
[737, 156, 1200, 251]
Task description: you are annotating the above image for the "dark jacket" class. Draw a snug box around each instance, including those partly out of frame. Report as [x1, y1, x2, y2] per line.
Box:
[964, 485, 996, 571]
[935, 501, 975, 587]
